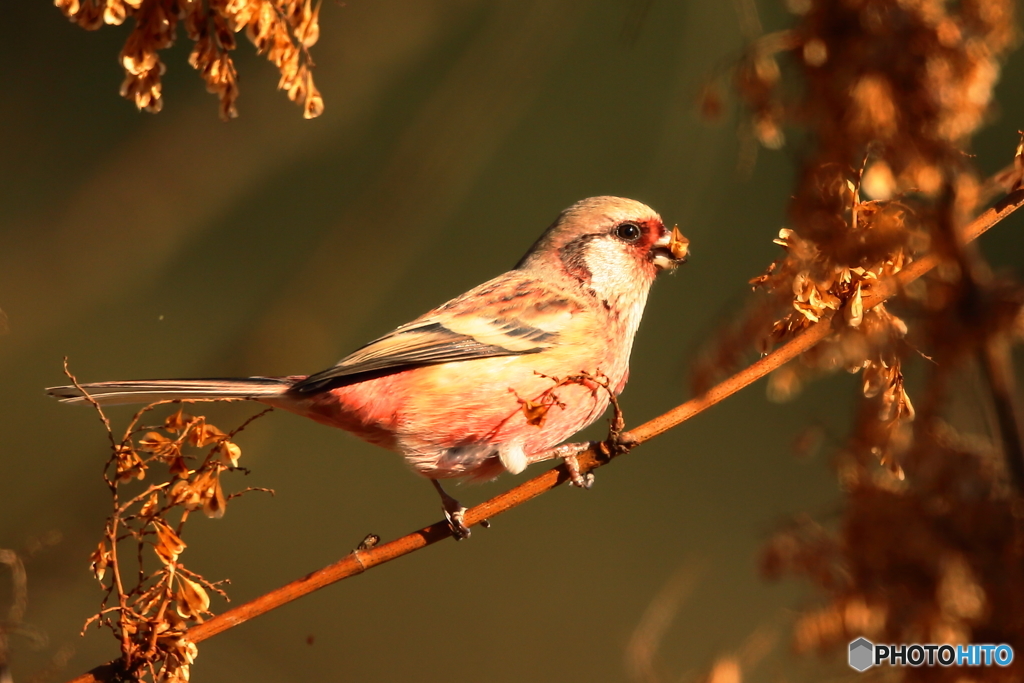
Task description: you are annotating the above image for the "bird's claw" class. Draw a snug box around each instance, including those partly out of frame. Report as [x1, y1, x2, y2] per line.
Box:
[568, 462, 595, 489]
[432, 479, 473, 540]
[553, 442, 595, 489]
[443, 504, 472, 541]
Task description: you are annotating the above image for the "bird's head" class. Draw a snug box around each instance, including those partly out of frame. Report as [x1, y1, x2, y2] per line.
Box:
[516, 196, 689, 304]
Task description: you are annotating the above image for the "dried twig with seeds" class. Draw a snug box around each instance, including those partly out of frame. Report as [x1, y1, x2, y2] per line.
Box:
[65, 361, 273, 683]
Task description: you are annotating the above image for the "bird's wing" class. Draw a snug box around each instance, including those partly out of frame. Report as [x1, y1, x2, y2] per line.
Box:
[292, 274, 582, 392]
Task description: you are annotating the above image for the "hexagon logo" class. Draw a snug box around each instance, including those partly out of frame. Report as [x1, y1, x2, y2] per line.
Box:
[849, 638, 874, 672]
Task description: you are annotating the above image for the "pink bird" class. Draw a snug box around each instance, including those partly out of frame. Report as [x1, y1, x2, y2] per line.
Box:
[49, 197, 689, 538]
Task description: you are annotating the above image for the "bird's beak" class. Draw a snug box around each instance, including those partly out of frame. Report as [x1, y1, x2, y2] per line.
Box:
[651, 225, 690, 271]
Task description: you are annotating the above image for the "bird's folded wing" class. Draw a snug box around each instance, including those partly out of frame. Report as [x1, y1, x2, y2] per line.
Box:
[292, 277, 581, 392]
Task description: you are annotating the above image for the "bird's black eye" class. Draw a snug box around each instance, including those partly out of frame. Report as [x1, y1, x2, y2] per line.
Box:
[615, 222, 642, 242]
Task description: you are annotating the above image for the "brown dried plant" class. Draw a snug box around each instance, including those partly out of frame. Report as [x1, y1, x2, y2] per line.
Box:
[53, 0, 324, 120]
[694, 0, 1024, 680]
[694, 0, 1023, 479]
[64, 362, 272, 683]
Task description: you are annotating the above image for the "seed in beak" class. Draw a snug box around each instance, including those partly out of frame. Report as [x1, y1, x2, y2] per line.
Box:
[668, 226, 689, 261]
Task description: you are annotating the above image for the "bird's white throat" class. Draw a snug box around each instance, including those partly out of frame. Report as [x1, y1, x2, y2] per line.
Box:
[582, 238, 651, 341]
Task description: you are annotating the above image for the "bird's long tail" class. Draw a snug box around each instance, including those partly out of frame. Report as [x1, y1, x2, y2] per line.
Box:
[46, 377, 295, 406]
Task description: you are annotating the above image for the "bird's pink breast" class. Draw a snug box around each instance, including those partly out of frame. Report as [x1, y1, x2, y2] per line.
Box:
[278, 374, 406, 450]
[274, 344, 626, 479]
[397, 354, 612, 451]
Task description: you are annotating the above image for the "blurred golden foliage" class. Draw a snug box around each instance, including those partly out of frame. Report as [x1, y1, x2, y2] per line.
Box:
[692, 0, 1024, 679]
[53, 0, 324, 120]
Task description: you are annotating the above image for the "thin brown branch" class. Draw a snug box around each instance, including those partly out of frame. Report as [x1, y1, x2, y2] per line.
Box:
[67, 188, 1024, 683]
[63, 358, 118, 454]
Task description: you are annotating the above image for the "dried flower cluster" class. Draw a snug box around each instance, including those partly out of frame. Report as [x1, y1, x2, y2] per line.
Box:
[700, 0, 1021, 466]
[53, 0, 324, 120]
[69, 362, 271, 682]
[694, 0, 1024, 679]
[750, 176, 926, 474]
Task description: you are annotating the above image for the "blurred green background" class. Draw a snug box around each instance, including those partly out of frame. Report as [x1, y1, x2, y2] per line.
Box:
[2, 1, 1023, 681]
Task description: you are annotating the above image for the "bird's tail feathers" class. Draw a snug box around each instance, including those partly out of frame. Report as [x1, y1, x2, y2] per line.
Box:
[46, 377, 294, 406]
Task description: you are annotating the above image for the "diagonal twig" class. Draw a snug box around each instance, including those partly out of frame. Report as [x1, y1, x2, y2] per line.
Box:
[67, 188, 1024, 683]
